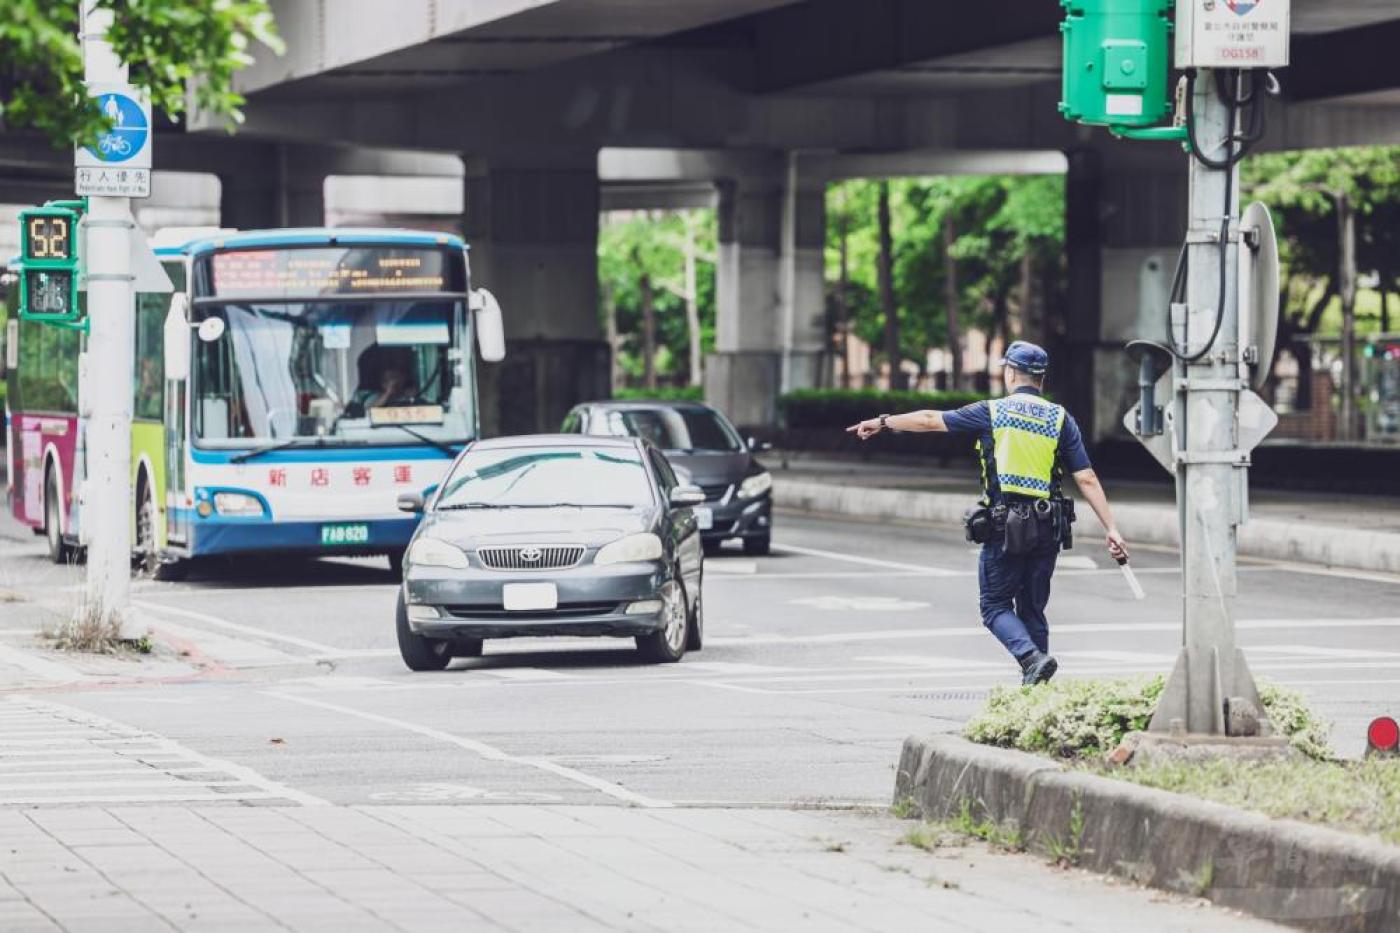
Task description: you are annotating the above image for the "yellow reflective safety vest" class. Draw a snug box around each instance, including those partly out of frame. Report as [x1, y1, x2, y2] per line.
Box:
[977, 395, 1066, 500]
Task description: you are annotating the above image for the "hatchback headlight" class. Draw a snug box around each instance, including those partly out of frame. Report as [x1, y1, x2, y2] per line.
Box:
[407, 536, 469, 570]
[738, 471, 772, 499]
[594, 533, 663, 566]
[213, 492, 264, 516]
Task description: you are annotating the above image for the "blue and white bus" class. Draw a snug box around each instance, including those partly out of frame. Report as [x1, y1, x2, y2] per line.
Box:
[147, 227, 504, 578]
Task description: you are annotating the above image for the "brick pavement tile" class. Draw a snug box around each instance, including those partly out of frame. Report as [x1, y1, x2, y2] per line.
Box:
[364, 805, 520, 839]
[440, 887, 615, 933]
[476, 805, 600, 838]
[410, 871, 521, 893]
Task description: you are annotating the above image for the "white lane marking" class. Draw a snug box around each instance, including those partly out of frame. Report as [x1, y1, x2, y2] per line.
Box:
[0, 792, 286, 805]
[1055, 650, 1177, 664]
[479, 668, 568, 681]
[706, 560, 758, 575]
[266, 690, 673, 809]
[858, 655, 1003, 670]
[1250, 645, 1400, 659]
[791, 595, 930, 612]
[1056, 556, 1099, 570]
[134, 600, 346, 656]
[4, 698, 330, 808]
[137, 583, 392, 600]
[0, 644, 90, 683]
[680, 662, 794, 675]
[771, 542, 959, 576]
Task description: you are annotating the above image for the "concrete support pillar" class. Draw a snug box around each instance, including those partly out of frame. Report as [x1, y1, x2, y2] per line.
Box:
[462, 153, 607, 436]
[218, 144, 326, 229]
[1062, 145, 1186, 441]
[707, 158, 826, 428]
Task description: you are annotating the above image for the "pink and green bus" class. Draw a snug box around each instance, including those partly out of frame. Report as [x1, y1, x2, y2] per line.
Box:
[3, 227, 504, 578]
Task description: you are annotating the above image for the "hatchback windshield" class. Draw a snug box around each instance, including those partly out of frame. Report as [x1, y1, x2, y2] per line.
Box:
[595, 407, 741, 452]
[437, 447, 653, 509]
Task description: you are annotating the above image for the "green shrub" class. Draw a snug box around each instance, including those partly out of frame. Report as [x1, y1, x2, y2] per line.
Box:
[612, 385, 705, 402]
[963, 675, 1334, 761]
[778, 388, 986, 430]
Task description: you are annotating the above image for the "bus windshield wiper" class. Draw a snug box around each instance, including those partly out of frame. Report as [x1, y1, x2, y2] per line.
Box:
[374, 423, 468, 458]
[229, 437, 320, 464]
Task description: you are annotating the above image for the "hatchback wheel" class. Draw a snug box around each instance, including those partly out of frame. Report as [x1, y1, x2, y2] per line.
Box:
[636, 580, 687, 663]
[396, 592, 452, 671]
[685, 591, 703, 652]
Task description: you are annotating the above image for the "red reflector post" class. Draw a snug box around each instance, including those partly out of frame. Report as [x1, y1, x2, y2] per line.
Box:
[1368, 716, 1400, 754]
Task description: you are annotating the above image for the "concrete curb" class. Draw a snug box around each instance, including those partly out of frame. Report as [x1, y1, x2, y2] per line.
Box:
[775, 478, 1400, 575]
[895, 734, 1400, 931]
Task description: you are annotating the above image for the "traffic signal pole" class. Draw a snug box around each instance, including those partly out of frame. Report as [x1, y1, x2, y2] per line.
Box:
[1148, 69, 1263, 735]
[79, 3, 137, 638]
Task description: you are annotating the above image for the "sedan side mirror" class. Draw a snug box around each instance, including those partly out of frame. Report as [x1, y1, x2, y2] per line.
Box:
[747, 436, 773, 453]
[397, 492, 425, 514]
[669, 485, 706, 508]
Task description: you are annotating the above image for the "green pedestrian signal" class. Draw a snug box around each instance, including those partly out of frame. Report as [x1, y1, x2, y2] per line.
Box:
[16, 202, 86, 329]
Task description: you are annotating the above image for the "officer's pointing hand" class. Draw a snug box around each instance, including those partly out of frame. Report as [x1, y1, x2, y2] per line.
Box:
[847, 418, 882, 440]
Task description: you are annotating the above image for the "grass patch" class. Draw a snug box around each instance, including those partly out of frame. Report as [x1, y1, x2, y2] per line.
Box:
[1097, 757, 1400, 846]
[962, 675, 1334, 761]
[43, 606, 151, 655]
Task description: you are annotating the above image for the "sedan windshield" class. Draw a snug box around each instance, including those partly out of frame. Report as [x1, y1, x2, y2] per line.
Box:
[192, 299, 472, 447]
[437, 447, 654, 509]
[595, 407, 741, 452]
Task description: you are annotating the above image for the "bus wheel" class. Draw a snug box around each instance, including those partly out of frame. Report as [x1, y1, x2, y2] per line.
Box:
[44, 472, 72, 565]
[137, 484, 186, 582]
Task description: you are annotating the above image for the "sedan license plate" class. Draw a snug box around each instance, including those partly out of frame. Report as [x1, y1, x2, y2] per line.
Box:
[503, 583, 558, 612]
[694, 507, 713, 531]
[321, 523, 370, 546]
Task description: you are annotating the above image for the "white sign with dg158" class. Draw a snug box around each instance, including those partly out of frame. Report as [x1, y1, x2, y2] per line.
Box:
[1177, 0, 1290, 68]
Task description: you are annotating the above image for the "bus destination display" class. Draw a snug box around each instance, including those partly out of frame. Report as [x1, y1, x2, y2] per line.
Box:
[210, 247, 460, 299]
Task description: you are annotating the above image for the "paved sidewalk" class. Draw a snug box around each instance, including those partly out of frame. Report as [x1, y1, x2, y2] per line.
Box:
[0, 802, 1276, 932]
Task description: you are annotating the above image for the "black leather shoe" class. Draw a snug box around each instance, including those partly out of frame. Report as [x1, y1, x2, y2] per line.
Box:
[1019, 651, 1058, 686]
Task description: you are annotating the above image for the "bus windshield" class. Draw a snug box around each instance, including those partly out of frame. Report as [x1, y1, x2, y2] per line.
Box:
[192, 298, 473, 447]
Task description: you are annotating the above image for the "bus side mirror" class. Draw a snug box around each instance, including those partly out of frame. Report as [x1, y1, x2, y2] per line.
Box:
[471, 288, 506, 363]
[163, 293, 190, 381]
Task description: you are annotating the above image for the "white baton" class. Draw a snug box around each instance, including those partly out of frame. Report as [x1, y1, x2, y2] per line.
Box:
[1115, 556, 1145, 601]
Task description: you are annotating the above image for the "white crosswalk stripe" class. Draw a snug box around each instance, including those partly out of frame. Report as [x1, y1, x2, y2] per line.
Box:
[0, 697, 328, 807]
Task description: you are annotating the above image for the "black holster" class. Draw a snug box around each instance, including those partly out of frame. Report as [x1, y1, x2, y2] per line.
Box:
[963, 505, 995, 545]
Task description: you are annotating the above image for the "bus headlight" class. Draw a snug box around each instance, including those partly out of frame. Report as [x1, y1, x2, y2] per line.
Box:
[738, 472, 772, 499]
[213, 492, 265, 516]
[594, 533, 663, 566]
[407, 536, 469, 570]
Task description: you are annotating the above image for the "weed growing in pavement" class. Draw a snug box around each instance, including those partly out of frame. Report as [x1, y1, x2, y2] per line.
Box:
[43, 604, 151, 656]
[823, 841, 848, 853]
[900, 822, 966, 852]
[1044, 796, 1087, 867]
[948, 799, 1025, 852]
[889, 796, 921, 820]
[963, 675, 1334, 761]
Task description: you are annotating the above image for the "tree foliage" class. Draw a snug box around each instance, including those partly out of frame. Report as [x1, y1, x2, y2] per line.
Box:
[598, 210, 717, 387]
[0, 0, 283, 148]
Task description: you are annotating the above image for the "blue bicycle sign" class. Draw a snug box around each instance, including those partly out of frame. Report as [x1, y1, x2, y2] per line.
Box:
[83, 92, 149, 165]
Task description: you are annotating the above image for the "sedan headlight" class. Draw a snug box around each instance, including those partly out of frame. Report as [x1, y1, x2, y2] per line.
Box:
[213, 492, 264, 516]
[738, 471, 772, 499]
[407, 536, 469, 570]
[594, 533, 663, 566]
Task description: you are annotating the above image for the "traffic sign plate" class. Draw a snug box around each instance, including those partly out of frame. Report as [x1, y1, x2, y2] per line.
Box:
[74, 84, 152, 198]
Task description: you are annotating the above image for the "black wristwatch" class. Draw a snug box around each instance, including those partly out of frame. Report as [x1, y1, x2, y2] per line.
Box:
[878, 414, 891, 431]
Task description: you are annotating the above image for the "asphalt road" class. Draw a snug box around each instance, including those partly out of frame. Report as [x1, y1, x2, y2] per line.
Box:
[6, 509, 1398, 809]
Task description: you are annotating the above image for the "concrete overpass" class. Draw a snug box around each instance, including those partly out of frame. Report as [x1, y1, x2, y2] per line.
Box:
[5, 0, 1400, 434]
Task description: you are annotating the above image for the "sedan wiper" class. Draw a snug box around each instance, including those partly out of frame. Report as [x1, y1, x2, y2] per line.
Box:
[374, 422, 468, 458]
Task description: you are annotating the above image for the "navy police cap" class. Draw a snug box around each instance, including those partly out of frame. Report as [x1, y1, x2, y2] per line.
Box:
[999, 340, 1049, 376]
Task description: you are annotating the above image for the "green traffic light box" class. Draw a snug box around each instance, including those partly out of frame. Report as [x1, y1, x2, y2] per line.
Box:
[1059, 0, 1174, 129]
[17, 204, 82, 325]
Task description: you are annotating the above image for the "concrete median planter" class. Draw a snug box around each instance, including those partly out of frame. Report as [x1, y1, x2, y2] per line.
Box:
[895, 734, 1400, 931]
[775, 478, 1400, 576]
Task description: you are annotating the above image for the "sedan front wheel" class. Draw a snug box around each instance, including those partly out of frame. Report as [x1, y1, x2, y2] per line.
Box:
[396, 592, 453, 672]
[636, 580, 687, 663]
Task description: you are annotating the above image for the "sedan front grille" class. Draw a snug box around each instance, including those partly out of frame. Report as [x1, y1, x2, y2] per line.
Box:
[477, 545, 585, 571]
[700, 483, 732, 502]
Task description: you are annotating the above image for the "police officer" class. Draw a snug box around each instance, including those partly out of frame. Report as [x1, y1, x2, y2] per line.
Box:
[848, 341, 1129, 685]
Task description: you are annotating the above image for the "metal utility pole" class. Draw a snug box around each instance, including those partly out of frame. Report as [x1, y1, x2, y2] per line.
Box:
[79, 3, 137, 638]
[1148, 70, 1262, 735]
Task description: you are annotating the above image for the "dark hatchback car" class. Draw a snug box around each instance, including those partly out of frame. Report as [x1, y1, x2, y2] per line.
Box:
[394, 434, 705, 671]
[561, 401, 773, 555]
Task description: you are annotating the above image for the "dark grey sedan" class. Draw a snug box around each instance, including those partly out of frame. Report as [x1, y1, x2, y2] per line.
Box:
[561, 400, 773, 555]
[394, 434, 705, 671]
